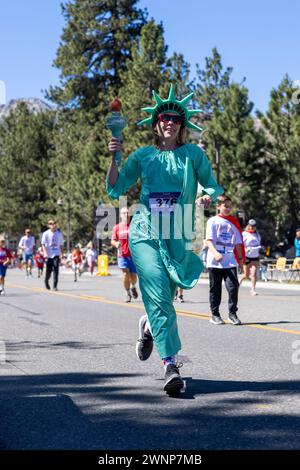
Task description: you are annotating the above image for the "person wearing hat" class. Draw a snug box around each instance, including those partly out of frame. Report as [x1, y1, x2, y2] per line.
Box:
[106, 85, 223, 394]
[239, 219, 261, 295]
[295, 228, 300, 257]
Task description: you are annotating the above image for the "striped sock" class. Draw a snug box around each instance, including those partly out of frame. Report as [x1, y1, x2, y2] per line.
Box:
[162, 355, 176, 368]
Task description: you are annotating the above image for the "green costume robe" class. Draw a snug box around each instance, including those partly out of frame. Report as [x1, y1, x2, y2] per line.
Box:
[107, 143, 223, 358]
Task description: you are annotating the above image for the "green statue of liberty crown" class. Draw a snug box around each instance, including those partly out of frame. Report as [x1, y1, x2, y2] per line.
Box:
[137, 84, 203, 131]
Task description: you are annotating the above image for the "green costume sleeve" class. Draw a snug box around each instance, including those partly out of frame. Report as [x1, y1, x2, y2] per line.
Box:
[106, 148, 141, 199]
[191, 145, 224, 201]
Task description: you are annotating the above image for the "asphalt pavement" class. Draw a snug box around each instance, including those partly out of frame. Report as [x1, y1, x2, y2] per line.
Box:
[0, 267, 300, 450]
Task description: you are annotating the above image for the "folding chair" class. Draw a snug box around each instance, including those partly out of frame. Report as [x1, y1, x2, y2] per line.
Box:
[287, 257, 300, 282]
[267, 257, 287, 282]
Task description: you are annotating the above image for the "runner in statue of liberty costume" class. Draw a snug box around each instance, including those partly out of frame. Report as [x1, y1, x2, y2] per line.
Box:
[107, 85, 224, 394]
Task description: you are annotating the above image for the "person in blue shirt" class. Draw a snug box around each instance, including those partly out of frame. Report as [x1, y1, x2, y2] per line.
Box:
[106, 85, 223, 394]
[295, 228, 300, 257]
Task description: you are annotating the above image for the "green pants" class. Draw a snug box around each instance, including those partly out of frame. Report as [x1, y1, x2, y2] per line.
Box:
[129, 238, 181, 358]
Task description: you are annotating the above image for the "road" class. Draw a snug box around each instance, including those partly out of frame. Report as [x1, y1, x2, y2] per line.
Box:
[0, 267, 300, 450]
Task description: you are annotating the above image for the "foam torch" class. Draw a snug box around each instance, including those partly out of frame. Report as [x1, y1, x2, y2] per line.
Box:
[105, 98, 127, 166]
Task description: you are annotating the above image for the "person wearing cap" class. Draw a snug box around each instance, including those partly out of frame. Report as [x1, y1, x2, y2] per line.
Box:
[41, 220, 64, 291]
[18, 228, 35, 278]
[106, 85, 223, 394]
[239, 219, 261, 295]
[0, 238, 12, 295]
[295, 228, 300, 257]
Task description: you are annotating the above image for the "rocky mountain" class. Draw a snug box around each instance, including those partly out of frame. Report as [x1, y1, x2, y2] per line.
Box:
[0, 98, 51, 120]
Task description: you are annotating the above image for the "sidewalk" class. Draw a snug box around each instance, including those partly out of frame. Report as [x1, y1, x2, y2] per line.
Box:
[58, 265, 300, 291]
[198, 277, 300, 291]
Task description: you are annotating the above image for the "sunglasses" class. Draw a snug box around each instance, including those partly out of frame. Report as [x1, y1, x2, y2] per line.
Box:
[158, 113, 183, 125]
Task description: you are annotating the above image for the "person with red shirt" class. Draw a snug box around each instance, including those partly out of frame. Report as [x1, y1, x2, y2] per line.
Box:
[34, 248, 45, 278]
[72, 246, 83, 282]
[0, 238, 12, 295]
[111, 207, 138, 302]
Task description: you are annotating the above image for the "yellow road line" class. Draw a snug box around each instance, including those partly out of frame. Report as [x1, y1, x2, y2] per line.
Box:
[5, 282, 300, 336]
[240, 323, 300, 335]
[6, 283, 106, 301]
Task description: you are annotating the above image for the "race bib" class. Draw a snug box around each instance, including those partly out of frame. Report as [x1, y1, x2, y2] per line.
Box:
[215, 243, 234, 254]
[149, 192, 180, 213]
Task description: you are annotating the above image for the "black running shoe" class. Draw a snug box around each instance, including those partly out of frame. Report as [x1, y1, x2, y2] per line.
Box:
[228, 313, 241, 325]
[125, 292, 132, 303]
[131, 287, 138, 299]
[179, 295, 184, 303]
[45, 281, 50, 290]
[163, 363, 184, 394]
[136, 315, 153, 361]
[210, 315, 225, 325]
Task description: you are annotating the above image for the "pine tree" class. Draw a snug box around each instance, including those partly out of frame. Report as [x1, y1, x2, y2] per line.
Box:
[258, 75, 300, 243]
[165, 52, 194, 101]
[48, 0, 147, 108]
[46, 108, 109, 245]
[0, 104, 54, 236]
[195, 49, 267, 232]
[196, 47, 232, 114]
[195, 48, 233, 183]
[45, 0, 150, 243]
[119, 19, 168, 157]
[211, 83, 267, 221]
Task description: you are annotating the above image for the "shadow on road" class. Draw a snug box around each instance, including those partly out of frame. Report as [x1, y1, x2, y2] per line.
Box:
[6, 340, 132, 352]
[0, 372, 299, 450]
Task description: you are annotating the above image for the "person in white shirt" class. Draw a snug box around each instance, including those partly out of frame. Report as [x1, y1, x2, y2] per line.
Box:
[18, 228, 35, 278]
[239, 219, 261, 296]
[206, 195, 244, 325]
[86, 242, 97, 275]
[41, 220, 64, 291]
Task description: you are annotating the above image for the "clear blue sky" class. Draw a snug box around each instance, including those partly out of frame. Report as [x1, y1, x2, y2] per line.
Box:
[1, 0, 299, 112]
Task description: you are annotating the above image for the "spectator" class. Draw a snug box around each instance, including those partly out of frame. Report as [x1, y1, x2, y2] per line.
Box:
[86, 242, 97, 275]
[295, 228, 300, 257]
